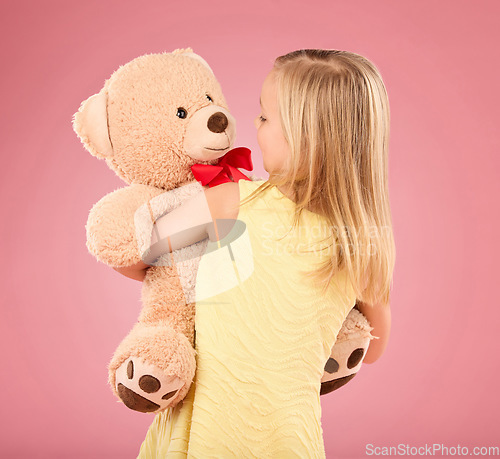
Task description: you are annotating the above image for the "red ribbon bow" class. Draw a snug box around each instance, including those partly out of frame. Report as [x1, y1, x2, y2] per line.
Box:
[191, 147, 253, 188]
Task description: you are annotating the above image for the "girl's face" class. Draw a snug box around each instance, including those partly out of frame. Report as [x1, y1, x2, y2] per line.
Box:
[254, 70, 291, 175]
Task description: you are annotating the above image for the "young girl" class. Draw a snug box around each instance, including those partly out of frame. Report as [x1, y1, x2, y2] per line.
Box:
[123, 49, 395, 457]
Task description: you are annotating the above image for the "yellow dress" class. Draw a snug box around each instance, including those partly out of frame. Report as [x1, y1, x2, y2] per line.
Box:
[137, 179, 356, 458]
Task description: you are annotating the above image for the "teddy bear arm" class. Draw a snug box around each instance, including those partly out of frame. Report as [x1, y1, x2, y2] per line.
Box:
[86, 184, 164, 267]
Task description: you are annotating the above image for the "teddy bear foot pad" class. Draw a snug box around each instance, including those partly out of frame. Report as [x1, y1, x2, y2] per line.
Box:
[115, 357, 184, 413]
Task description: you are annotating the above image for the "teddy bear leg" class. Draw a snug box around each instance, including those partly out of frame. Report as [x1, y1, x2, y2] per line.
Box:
[108, 321, 196, 413]
[320, 307, 375, 395]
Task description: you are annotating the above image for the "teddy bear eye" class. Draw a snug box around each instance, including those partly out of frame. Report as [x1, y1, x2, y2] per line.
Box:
[176, 108, 187, 119]
[206, 94, 213, 103]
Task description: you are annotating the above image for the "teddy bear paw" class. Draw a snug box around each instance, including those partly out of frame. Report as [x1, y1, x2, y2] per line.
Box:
[114, 357, 185, 413]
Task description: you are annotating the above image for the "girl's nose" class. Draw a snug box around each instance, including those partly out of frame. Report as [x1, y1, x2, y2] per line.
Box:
[253, 117, 260, 129]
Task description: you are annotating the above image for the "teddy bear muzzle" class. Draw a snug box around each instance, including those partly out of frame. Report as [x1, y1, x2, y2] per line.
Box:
[184, 105, 236, 161]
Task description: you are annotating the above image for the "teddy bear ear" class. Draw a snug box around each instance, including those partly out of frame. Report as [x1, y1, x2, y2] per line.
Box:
[172, 47, 194, 54]
[182, 51, 214, 75]
[72, 89, 113, 159]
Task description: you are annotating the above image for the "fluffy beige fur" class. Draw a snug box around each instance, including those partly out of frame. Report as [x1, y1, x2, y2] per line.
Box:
[73, 49, 237, 413]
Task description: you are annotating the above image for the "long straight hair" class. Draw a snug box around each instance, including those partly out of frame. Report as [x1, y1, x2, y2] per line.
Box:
[242, 49, 396, 306]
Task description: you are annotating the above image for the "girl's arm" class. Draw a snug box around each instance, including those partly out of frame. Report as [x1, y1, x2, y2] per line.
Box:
[113, 261, 150, 282]
[356, 301, 391, 364]
[113, 182, 240, 281]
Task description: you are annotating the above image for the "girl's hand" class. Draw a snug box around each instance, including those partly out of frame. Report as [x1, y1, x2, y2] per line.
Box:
[355, 301, 391, 364]
[113, 260, 150, 282]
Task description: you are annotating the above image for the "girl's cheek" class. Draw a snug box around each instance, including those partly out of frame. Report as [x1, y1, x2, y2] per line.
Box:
[256, 129, 264, 150]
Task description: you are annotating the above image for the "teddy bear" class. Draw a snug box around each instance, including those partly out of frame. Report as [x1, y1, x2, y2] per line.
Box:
[72, 48, 240, 412]
[321, 304, 375, 394]
[73, 48, 374, 414]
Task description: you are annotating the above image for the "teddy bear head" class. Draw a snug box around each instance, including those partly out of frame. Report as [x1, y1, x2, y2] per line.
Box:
[73, 49, 236, 190]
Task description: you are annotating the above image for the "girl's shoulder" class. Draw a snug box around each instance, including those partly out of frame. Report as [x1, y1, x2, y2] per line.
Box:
[203, 179, 270, 219]
[203, 181, 241, 221]
[205, 178, 311, 224]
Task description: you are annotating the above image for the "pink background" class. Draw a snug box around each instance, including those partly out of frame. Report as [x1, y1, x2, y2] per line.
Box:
[1, 0, 498, 457]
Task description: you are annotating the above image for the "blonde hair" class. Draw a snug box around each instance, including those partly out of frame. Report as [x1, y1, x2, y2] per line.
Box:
[242, 49, 396, 307]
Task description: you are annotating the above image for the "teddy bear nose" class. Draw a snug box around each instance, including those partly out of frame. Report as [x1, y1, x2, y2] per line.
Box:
[207, 112, 228, 133]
